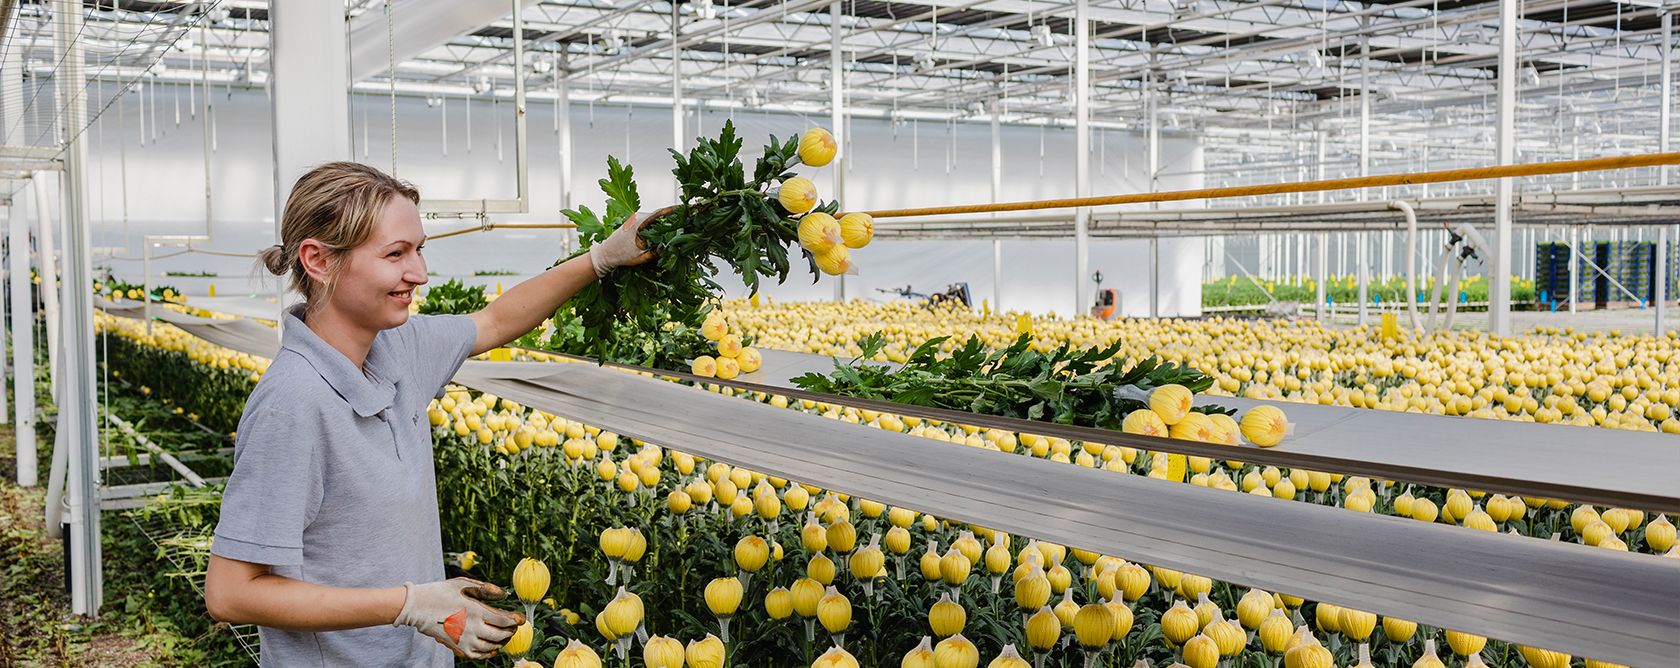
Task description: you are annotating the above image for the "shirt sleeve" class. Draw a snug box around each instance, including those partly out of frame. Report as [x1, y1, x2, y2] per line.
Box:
[394, 313, 479, 399]
[210, 407, 323, 566]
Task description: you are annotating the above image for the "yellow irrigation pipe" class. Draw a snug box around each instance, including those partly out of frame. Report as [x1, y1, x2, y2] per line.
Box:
[861, 151, 1680, 219]
[428, 222, 577, 241]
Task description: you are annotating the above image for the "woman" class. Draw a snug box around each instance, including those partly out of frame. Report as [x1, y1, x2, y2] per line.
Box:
[203, 162, 652, 666]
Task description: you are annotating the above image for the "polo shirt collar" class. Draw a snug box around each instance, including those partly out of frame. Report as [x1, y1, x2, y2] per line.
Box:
[282, 305, 398, 418]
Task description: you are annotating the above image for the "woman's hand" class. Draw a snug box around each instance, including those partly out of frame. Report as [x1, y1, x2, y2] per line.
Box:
[393, 578, 526, 659]
[588, 207, 669, 277]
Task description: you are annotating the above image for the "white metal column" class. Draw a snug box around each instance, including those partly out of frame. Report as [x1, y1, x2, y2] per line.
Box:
[829, 0, 845, 303]
[557, 67, 575, 254]
[32, 176, 57, 398]
[1569, 226, 1579, 314]
[8, 202, 32, 487]
[269, 0, 352, 321]
[671, 4, 683, 182]
[1073, 0, 1090, 317]
[1658, 225, 1669, 335]
[54, 0, 101, 615]
[1316, 234, 1329, 322]
[1490, 0, 1518, 336]
[1357, 27, 1370, 327]
[1662, 10, 1672, 187]
[991, 99, 1003, 313]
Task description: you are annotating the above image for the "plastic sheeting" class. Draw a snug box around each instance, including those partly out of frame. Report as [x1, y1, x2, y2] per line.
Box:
[97, 299, 280, 359]
[453, 359, 1680, 668]
[534, 348, 1680, 515]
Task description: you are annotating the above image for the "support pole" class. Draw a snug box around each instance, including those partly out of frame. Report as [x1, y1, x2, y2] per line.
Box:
[1316, 233, 1329, 322]
[557, 67, 574, 254]
[1358, 27, 1370, 328]
[991, 99, 1002, 313]
[1150, 237, 1159, 318]
[1074, 0, 1090, 317]
[829, 0, 845, 303]
[32, 176, 57, 399]
[1490, 0, 1517, 336]
[671, 2, 683, 198]
[1569, 226, 1579, 314]
[1663, 10, 1672, 187]
[9, 203, 33, 485]
[269, 0, 352, 324]
[1658, 225, 1669, 335]
[56, 0, 102, 615]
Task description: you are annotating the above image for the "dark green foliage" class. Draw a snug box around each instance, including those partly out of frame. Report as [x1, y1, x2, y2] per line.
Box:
[793, 334, 1227, 428]
[419, 278, 491, 316]
[562, 121, 810, 361]
[100, 332, 256, 436]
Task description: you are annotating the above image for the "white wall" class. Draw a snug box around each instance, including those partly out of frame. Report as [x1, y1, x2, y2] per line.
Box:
[79, 85, 1204, 316]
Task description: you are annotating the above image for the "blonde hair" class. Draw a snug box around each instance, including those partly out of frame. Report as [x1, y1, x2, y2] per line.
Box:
[259, 162, 420, 307]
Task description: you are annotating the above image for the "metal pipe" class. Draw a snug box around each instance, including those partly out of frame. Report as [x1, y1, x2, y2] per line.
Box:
[830, 0, 844, 303]
[107, 414, 206, 488]
[1390, 200, 1421, 330]
[1664, 10, 1673, 187]
[863, 153, 1680, 219]
[1426, 237, 1454, 331]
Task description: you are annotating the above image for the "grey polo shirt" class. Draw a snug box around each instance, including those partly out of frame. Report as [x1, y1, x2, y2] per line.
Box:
[211, 305, 477, 667]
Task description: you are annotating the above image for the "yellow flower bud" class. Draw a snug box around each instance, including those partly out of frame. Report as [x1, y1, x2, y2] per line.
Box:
[1161, 600, 1199, 647]
[737, 347, 763, 373]
[808, 552, 837, 585]
[885, 526, 912, 555]
[705, 577, 743, 616]
[1445, 630, 1487, 657]
[1073, 603, 1116, 648]
[792, 578, 823, 618]
[988, 645, 1030, 668]
[1241, 405, 1289, 447]
[603, 587, 644, 637]
[817, 586, 852, 633]
[1237, 589, 1273, 630]
[903, 637, 936, 668]
[1382, 616, 1417, 643]
[686, 635, 725, 668]
[827, 520, 858, 553]
[668, 490, 693, 514]
[838, 213, 874, 249]
[502, 621, 534, 656]
[799, 128, 838, 167]
[735, 536, 770, 573]
[940, 548, 972, 587]
[933, 634, 979, 668]
[1183, 634, 1219, 668]
[928, 593, 966, 637]
[1259, 609, 1294, 653]
[814, 646, 861, 668]
[643, 636, 685, 668]
[799, 212, 842, 254]
[765, 587, 794, 619]
[778, 177, 819, 214]
[1025, 606, 1060, 651]
[690, 355, 717, 377]
[813, 244, 855, 276]
[1149, 385, 1194, 425]
[513, 557, 550, 603]
[555, 639, 603, 668]
[1337, 607, 1377, 642]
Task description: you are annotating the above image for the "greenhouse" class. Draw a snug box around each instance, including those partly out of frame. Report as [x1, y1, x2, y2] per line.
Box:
[0, 0, 1674, 667]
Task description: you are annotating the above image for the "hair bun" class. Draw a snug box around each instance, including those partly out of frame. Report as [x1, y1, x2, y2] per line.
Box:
[258, 244, 290, 276]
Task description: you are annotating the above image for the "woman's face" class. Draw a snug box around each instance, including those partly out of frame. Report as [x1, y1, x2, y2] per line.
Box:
[330, 195, 428, 332]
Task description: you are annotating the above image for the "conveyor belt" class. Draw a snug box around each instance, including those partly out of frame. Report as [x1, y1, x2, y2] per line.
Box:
[453, 360, 1680, 668]
[528, 348, 1680, 515]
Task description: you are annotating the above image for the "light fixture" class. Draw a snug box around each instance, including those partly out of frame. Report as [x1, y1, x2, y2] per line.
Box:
[916, 52, 937, 71]
[533, 57, 553, 74]
[603, 29, 624, 52]
[692, 0, 716, 20]
[474, 76, 492, 94]
[207, 7, 230, 23]
[426, 94, 440, 108]
[1031, 24, 1053, 47]
[1525, 66, 1541, 86]
[1308, 49, 1324, 69]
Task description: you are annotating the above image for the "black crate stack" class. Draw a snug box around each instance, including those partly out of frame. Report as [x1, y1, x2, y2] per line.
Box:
[1531, 240, 1678, 308]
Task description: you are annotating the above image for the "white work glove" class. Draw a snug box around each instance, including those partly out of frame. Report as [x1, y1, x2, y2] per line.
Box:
[588, 208, 668, 278]
[393, 578, 526, 660]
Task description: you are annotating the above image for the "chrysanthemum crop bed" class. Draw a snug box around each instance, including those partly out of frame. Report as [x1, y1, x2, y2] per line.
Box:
[100, 302, 1676, 668]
